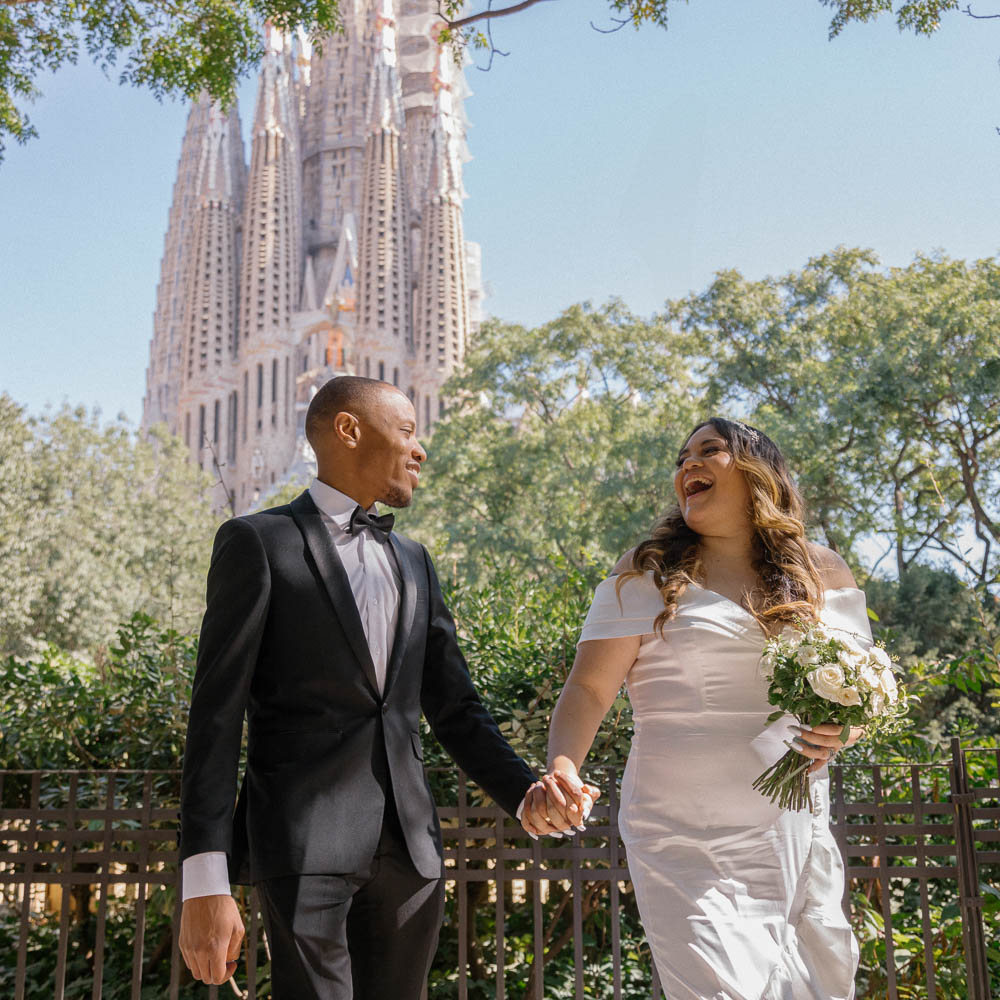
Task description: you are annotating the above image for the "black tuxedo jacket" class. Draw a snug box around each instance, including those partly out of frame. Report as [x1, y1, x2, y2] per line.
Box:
[179, 490, 535, 883]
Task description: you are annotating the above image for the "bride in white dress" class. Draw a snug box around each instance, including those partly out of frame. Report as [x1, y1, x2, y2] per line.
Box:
[520, 418, 873, 1000]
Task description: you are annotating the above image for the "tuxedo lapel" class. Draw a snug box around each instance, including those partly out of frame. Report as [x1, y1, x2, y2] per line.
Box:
[384, 533, 417, 696]
[289, 491, 380, 697]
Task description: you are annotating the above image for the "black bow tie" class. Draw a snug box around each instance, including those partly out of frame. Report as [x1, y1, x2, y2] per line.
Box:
[348, 505, 395, 543]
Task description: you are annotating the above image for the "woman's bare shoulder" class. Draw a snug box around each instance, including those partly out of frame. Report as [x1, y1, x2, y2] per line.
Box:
[807, 542, 858, 590]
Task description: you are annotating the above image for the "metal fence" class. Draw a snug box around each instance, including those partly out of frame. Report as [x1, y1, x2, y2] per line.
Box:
[1, 739, 997, 1000]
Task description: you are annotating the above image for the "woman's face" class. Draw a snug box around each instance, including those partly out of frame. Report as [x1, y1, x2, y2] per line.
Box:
[673, 424, 753, 536]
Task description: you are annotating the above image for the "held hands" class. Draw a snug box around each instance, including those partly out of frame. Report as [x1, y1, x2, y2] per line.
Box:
[179, 893, 244, 985]
[520, 769, 601, 839]
[792, 723, 865, 774]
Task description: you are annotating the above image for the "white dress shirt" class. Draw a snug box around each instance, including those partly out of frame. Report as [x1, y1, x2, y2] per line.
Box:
[182, 479, 401, 900]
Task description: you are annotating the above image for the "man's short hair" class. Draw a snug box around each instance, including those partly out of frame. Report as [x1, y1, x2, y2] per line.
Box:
[304, 376, 400, 445]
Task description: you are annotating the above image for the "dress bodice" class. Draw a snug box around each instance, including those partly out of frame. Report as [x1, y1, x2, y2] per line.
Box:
[580, 573, 873, 719]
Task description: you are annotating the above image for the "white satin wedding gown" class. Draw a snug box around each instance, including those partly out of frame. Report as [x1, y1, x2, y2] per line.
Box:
[580, 573, 871, 1000]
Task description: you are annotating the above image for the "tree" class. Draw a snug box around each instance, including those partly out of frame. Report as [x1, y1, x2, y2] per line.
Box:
[398, 301, 705, 585]
[0, 395, 221, 658]
[668, 248, 1000, 589]
[0, 0, 966, 160]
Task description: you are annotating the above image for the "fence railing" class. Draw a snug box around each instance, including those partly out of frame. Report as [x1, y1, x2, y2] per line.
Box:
[1, 739, 997, 1000]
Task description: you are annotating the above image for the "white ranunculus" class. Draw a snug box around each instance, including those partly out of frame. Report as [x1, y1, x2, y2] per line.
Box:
[797, 642, 823, 666]
[807, 663, 847, 703]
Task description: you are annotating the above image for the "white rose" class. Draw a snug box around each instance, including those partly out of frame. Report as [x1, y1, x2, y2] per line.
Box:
[858, 663, 881, 691]
[868, 646, 892, 670]
[837, 639, 867, 674]
[869, 691, 885, 715]
[807, 663, 847, 702]
[878, 667, 899, 704]
[836, 685, 862, 707]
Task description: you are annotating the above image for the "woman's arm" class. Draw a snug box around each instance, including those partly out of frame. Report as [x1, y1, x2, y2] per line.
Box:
[547, 635, 640, 774]
[521, 632, 639, 835]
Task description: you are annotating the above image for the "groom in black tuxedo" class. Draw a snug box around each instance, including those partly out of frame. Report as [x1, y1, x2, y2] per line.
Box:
[178, 376, 581, 998]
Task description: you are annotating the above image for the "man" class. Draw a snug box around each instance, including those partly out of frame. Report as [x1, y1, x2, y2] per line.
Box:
[178, 376, 590, 999]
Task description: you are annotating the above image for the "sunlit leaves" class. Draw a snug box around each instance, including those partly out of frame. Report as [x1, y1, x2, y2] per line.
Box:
[0, 396, 221, 658]
[820, 0, 959, 38]
[399, 301, 705, 586]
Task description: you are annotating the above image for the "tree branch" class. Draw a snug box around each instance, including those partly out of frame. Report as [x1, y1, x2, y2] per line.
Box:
[963, 4, 1000, 19]
[591, 16, 630, 33]
[441, 0, 556, 31]
[477, 5, 511, 71]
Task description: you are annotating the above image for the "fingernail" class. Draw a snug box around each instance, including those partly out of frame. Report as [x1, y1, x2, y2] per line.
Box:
[528, 832, 538, 841]
[576, 825, 586, 832]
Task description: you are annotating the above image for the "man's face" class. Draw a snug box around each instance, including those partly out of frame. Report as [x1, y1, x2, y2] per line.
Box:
[361, 390, 427, 508]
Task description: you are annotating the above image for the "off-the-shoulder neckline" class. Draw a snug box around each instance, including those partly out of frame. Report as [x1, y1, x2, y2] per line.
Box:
[603, 573, 861, 599]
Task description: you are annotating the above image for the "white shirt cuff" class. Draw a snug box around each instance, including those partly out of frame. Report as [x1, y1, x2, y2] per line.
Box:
[181, 851, 231, 901]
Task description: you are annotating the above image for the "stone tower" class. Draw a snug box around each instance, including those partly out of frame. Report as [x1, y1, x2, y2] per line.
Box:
[142, 2, 481, 512]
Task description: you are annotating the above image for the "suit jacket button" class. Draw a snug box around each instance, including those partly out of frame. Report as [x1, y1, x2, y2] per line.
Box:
[381, 703, 389, 714]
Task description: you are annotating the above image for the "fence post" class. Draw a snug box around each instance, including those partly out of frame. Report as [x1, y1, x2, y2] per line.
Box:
[949, 738, 989, 1000]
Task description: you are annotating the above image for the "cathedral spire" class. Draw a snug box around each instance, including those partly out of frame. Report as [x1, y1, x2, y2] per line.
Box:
[358, 0, 410, 349]
[181, 100, 244, 386]
[413, 37, 469, 386]
[143, 98, 212, 433]
[240, 25, 302, 348]
[300, 2, 373, 297]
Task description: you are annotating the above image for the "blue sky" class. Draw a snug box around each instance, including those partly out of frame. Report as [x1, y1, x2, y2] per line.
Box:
[2, 0, 1000, 424]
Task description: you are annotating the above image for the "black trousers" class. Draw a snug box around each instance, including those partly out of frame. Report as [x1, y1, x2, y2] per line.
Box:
[256, 794, 445, 1000]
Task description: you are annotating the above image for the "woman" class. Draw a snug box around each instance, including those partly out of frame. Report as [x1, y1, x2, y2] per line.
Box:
[522, 418, 871, 1000]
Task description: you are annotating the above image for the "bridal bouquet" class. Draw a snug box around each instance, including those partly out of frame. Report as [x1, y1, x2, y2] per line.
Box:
[752, 623, 908, 811]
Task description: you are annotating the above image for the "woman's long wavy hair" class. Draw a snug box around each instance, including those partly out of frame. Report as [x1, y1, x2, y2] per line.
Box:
[618, 417, 825, 633]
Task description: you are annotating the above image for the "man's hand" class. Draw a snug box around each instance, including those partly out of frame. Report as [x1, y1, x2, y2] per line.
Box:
[520, 770, 600, 838]
[179, 893, 244, 985]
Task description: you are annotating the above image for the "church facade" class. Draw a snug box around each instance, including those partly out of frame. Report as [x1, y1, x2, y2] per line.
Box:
[142, 1, 481, 512]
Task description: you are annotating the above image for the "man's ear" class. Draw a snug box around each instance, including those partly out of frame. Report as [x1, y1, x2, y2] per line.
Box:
[333, 411, 361, 449]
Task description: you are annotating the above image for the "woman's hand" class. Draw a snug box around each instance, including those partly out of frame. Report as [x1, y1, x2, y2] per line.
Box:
[520, 770, 600, 838]
[792, 723, 865, 774]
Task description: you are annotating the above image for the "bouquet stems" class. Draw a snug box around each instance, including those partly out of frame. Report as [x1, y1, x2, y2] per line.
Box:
[752, 745, 814, 812]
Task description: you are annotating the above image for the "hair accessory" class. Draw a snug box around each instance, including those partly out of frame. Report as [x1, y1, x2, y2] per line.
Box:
[735, 420, 760, 443]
